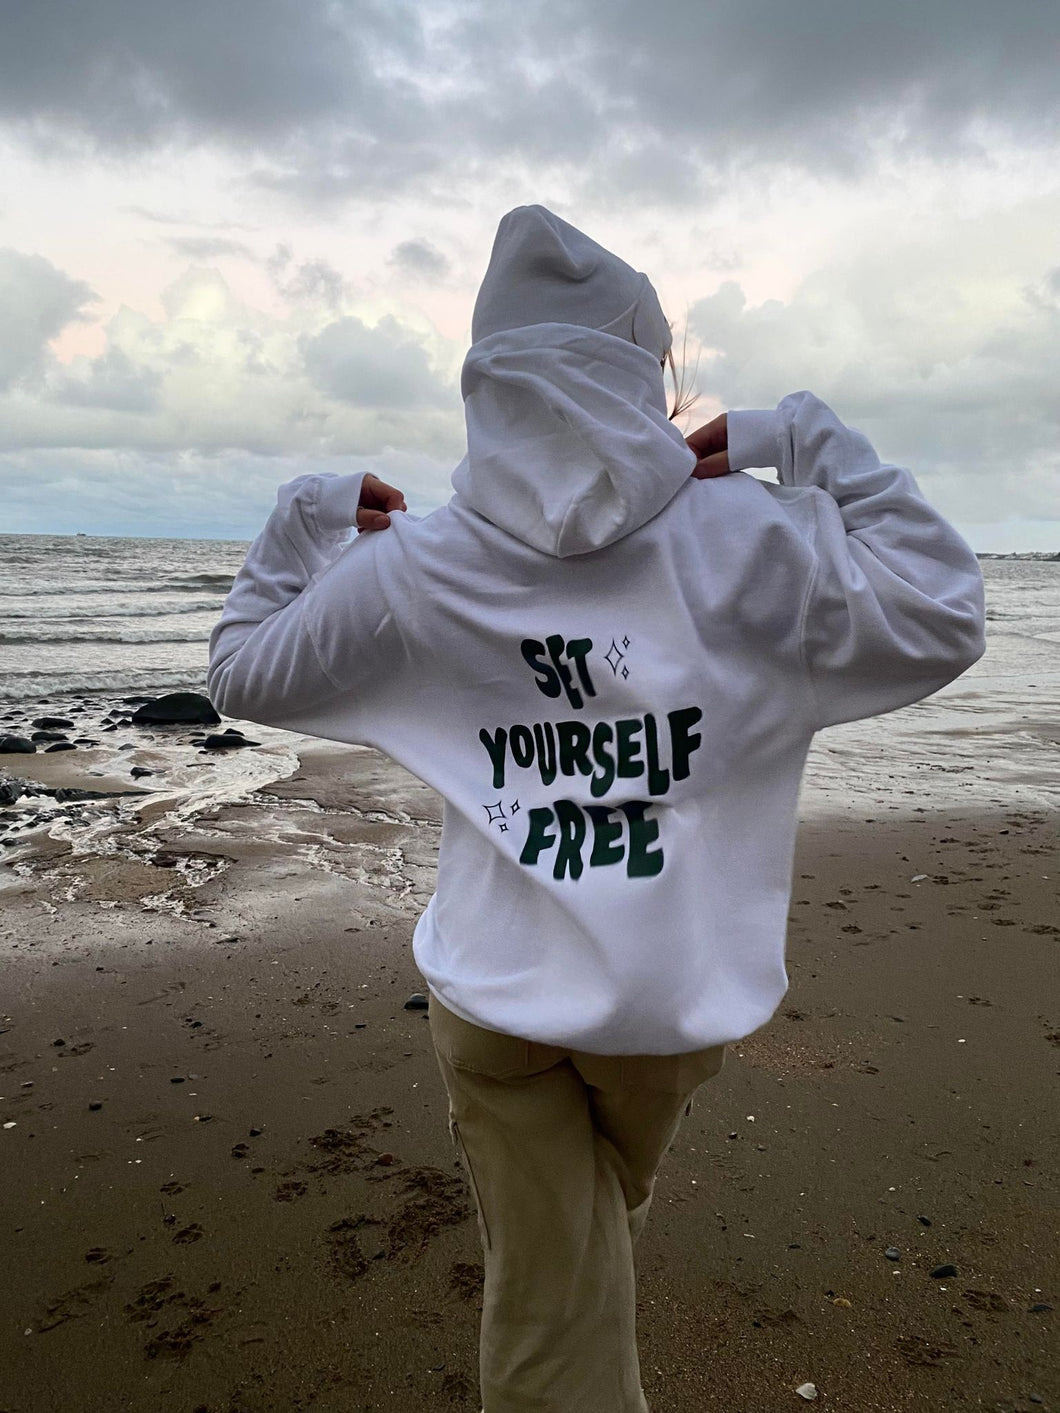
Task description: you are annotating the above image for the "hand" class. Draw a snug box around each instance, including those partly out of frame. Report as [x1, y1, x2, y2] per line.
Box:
[686, 413, 730, 480]
[356, 473, 407, 532]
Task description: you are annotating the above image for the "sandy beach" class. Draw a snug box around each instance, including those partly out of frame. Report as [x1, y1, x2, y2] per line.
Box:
[1, 701, 1058, 1412]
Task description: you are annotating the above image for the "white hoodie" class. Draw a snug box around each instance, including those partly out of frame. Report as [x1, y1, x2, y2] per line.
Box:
[207, 216, 986, 1056]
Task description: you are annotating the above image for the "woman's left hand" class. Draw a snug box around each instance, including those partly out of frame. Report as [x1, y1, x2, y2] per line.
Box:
[356, 473, 407, 532]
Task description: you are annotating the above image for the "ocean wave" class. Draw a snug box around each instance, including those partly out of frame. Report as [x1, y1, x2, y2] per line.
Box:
[0, 667, 209, 702]
[0, 626, 212, 645]
[0, 579, 234, 597]
[2, 600, 223, 620]
[165, 572, 237, 588]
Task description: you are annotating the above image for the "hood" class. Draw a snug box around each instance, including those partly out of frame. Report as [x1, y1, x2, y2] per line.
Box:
[452, 207, 695, 558]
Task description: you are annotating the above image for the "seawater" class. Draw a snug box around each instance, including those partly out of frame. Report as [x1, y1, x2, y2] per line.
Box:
[0, 534, 1058, 814]
[0, 532, 249, 701]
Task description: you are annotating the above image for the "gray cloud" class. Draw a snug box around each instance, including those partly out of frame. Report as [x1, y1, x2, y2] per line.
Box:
[266, 245, 347, 309]
[163, 236, 255, 260]
[0, 256, 464, 461]
[2, 2, 1058, 203]
[303, 315, 452, 409]
[0, 249, 96, 391]
[390, 239, 450, 279]
[687, 257, 1060, 525]
[49, 346, 161, 413]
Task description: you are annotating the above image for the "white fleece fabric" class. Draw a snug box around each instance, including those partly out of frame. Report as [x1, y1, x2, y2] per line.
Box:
[207, 330, 985, 1054]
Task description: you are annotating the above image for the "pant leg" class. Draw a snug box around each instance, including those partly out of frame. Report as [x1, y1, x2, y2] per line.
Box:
[430, 994, 648, 1413]
[428, 992, 725, 1413]
[571, 1045, 727, 1250]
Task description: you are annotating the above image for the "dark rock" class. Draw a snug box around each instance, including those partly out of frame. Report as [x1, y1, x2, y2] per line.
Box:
[130, 692, 220, 726]
[930, 1264, 958, 1278]
[248, 1127, 263, 1137]
[0, 778, 27, 807]
[45, 741, 77, 752]
[884, 1247, 901, 1261]
[88, 1101, 103, 1111]
[53, 1038, 66, 1047]
[31, 716, 74, 729]
[202, 733, 259, 749]
[31, 730, 67, 742]
[917, 1215, 932, 1226]
[1029, 1302, 1053, 1313]
[130, 767, 154, 778]
[102, 724, 119, 732]
[403, 992, 430, 1011]
[0, 735, 36, 754]
[73, 737, 99, 746]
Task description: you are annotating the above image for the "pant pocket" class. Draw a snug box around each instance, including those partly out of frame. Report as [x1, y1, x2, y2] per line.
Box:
[451, 1118, 491, 1252]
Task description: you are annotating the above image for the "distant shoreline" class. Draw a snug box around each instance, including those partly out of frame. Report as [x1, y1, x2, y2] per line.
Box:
[976, 550, 1060, 561]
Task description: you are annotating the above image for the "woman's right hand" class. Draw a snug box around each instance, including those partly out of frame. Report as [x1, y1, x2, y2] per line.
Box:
[686, 413, 730, 479]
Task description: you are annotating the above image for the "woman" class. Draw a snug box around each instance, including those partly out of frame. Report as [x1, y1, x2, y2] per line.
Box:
[207, 205, 985, 1412]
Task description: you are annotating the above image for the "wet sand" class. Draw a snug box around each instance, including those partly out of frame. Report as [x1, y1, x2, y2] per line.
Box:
[1, 734, 1058, 1412]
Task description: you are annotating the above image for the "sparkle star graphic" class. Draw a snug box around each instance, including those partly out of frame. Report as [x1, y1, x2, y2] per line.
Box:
[484, 801, 507, 826]
[604, 638, 625, 676]
[510, 799, 520, 815]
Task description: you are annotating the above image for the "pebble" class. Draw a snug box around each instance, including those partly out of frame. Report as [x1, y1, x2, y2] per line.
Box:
[917, 1214, 932, 1226]
[795, 1384, 818, 1401]
[930, 1263, 958, 1278]
[1029, 1302, 1052, 1313]
[404, 993, 430, 1010]
[88, 1101, 102, 1111]
[884, 1246, 901, 1261]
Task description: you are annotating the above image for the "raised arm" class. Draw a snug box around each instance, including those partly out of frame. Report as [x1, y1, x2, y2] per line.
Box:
[726, 390, 986, 729]
[206, 471, 405, 729]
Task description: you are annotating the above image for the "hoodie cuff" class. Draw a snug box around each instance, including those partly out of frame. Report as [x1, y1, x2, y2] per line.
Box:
[727, 410, 783, 472]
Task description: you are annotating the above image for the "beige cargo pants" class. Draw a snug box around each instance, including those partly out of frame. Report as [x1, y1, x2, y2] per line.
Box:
[428, 990, 726, 1413]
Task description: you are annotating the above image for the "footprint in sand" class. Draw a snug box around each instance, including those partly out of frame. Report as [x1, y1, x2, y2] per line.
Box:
[440, 1370, 477, 1403]
[172, 1223, 204, 1244]
[448, 1261, 484, 1302]
[379, 1166, 473, 1259]
[143, 1299, 224, 1361]
[326, 1215, 384, 1282]
[896, 1333, 959, 1367]
[274, 1180, 308, 1202]
[34, 1274, 114, 1332]
[962, 1288, 1010, 1313]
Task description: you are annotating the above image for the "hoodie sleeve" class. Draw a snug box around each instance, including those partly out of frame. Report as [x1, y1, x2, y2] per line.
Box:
[206, 471, 380, 729]
[727, 391, 986, 730]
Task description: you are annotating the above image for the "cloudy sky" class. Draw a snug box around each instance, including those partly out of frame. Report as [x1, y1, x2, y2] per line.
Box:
[1, 0, 1058, 549]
